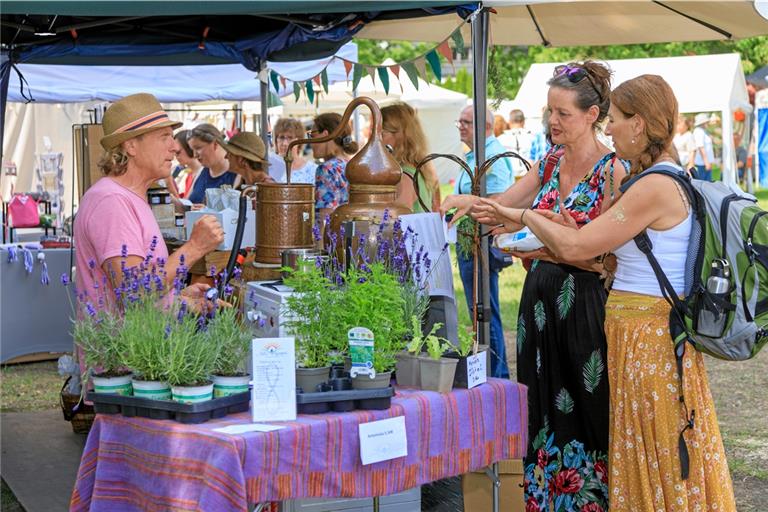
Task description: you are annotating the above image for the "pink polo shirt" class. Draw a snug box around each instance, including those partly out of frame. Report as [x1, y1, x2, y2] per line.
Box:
[74, 177, 168, 304]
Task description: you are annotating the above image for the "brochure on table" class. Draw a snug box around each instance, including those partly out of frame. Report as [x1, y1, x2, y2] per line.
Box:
[251, 337, 296, 422]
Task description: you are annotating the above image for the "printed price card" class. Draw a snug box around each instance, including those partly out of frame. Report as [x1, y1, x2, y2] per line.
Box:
[358, 416, 408, 465]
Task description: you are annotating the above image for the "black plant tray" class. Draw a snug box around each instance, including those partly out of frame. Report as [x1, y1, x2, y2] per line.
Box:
[296, 386, 395, 414]
[87, 392, 250, 424]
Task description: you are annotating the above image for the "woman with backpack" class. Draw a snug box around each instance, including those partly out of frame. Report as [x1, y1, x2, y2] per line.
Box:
[472, 74, 736, 511]
[442, 61, 628, 511]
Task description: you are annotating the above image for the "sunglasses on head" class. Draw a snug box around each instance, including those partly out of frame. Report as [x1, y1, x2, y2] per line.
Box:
[554, 65, 603, 103]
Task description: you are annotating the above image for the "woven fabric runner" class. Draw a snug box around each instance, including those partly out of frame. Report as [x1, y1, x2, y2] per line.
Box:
[71, 379, 527, 512]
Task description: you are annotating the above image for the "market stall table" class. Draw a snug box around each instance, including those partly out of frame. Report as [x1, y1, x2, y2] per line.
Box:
[71, 379, 527, 512]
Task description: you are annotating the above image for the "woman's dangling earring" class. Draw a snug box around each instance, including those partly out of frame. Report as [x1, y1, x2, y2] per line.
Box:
[631, 138, 636, 144]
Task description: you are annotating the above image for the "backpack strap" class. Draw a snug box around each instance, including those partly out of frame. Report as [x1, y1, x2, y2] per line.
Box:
[540, 146, 565, 187]
[620, 164, 700, 481]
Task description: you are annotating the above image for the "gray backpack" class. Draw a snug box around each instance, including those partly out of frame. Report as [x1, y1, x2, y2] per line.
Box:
[621, 164, 768, 479]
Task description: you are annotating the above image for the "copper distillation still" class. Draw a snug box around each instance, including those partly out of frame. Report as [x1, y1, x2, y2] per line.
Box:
[282, 96, 411, 256]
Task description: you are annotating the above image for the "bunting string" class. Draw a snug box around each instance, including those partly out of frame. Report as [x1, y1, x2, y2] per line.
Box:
[261, 19, 469, 103]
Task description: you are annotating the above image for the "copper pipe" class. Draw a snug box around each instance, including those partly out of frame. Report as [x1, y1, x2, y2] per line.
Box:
[282, 96, 385, 185]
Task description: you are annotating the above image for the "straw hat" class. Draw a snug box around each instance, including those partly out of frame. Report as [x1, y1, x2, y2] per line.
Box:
[100, 93, 182, 150]
[694, 113, 710, 127]
[220, 132, 269, 165]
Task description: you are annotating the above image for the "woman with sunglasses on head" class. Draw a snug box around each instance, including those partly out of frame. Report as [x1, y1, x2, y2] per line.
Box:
[310, 113, 358, 220]
[473, 74, 735, 512]
[185, 124, 240, 206]
[274, 118, 316, 184]
[442, 60, 628, 511]
[381, 103, 441, 213]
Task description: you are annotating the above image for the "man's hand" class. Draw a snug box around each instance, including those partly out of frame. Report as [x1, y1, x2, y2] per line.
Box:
[180, 283, 230, 315]
[187, 215, 224, 257]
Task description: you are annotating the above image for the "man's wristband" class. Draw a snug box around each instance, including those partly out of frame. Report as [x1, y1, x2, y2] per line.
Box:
[520, 209, 527, 224]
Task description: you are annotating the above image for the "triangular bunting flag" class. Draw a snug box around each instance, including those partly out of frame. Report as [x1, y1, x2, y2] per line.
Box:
[267, 90, 283, 108]
[425, 50, 442, 82]
[258, 68, 270, 84]
[321, 69, 329, 94]
[313, 74, 322, 87]
[280, 76, 287, 89]
[293, 81, 301, 102]
[437, 41, 454, 66]
[390, 65, 404, 93]
[402, 62, 420, 90]
[414, 58, 428, 83]
[352, 63, 364, 91]
[365, 66, 377, 86]
[377, 67, 390, 95]
[451, 28, 465, 53]
[270, 70, 280, 94]
[343, 60, 354, 80]
[304, 81, 314, 104]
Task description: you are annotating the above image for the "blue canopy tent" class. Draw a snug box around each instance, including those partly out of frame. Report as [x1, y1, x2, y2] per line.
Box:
[1, 2, 474, 149]
[4, 42, 358, 103]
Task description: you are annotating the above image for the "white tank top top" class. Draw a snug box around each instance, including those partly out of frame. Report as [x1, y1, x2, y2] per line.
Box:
[612, 211, 692, 297]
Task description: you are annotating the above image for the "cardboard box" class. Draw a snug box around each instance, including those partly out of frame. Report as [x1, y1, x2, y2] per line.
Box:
[185, 208, 255, 251]
[462, 459, 525, 512]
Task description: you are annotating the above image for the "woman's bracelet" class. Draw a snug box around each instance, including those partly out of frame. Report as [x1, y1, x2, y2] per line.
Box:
[520, 209, 528, 224]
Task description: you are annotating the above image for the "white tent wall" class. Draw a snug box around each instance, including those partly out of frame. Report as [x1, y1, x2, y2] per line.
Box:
[511, 53, 751, 186]
[756, 88, 768, 187]
[2, 101, 94, 207]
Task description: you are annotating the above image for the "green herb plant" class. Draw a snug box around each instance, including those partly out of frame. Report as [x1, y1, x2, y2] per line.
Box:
[282, 264, 344, 368]
[406, 316, 443, 355]
[424, 328, 452, 361]
[340, 263, 407, 373]
[456, 328, 477, 358]
[207, 298, 252, 376]
[164, 310, 218, 387]
[73, 309, 124, 377]
[119, 293, 173, 382]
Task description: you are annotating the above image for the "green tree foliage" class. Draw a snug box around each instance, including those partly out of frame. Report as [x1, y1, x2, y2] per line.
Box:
[357, 36, 768, 100]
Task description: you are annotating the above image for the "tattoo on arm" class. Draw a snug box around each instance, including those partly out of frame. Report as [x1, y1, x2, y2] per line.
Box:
[610, 204, 627, 224]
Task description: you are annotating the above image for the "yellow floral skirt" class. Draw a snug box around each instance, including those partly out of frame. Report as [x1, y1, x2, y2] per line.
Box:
[604, 291, 736, 512]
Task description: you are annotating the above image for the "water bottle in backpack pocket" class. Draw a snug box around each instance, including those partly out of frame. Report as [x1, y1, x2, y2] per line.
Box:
[694, 258, 732, 338]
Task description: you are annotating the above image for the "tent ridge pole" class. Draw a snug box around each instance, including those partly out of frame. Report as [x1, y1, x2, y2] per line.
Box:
[525, 5, 550, 47]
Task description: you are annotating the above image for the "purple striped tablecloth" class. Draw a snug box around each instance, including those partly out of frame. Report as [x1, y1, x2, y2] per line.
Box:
[71, 378, 527, 512]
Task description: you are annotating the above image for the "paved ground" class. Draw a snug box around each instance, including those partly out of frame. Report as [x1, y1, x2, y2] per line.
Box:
[1, 410, 86, 512]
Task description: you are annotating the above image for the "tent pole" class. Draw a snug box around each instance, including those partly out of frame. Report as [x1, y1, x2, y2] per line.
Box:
[471, 8, 491, 350]
[259, 60, 269, 159]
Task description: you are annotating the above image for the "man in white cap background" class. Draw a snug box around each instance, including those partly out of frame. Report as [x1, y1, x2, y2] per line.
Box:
[74, 93, 224, 310]
[693, 112, 715, 181]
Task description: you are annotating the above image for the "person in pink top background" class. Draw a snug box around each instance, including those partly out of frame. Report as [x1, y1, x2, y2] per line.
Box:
[74, 93, 224, 313]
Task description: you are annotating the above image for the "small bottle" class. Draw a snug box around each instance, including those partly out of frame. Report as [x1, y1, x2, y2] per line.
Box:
[698, 259, 730, 337]
[707, 260, 730, 295]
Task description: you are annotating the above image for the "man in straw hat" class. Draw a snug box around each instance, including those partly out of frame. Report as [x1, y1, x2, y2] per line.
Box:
[693, 112, 715, 181]
[74, 93, 224, 310]
[220, 131, 275, 185]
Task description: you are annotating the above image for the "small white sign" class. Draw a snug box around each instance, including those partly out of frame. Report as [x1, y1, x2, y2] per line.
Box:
[358, 416, 408, 465]
[251, 337, 297, 422]
[466, 352, 487, 389]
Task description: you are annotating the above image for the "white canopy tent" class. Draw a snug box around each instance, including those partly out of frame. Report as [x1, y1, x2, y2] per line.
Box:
[281, 63, 468, 184]
[504, 53, 751, 185]
[1, 43, 357, 205]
